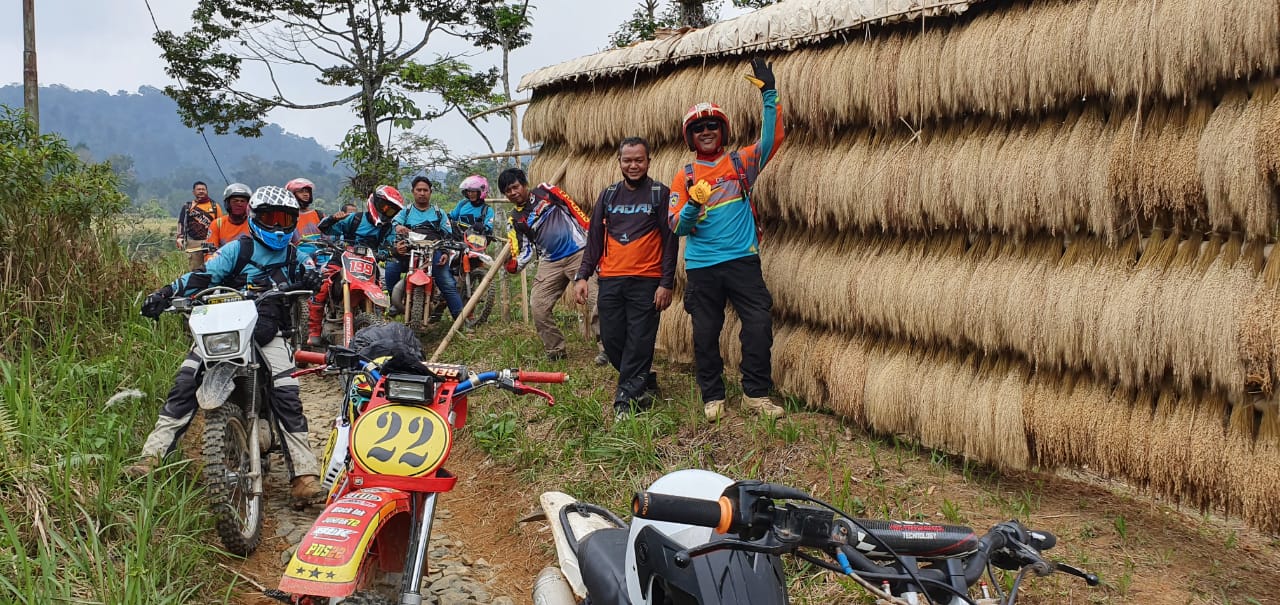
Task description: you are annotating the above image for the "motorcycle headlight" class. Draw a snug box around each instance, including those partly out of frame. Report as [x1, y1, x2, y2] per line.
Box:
[386, 374, 432, 403]
[203, 331, 241, 356]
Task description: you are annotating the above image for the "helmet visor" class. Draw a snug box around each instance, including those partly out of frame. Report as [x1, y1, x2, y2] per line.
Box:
[374, 198, 401, 219]
[256, 209, 298, 230]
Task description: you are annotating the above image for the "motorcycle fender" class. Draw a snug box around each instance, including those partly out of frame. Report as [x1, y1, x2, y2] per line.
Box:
[348, 277, 388, 308]
[407, 268, 431, 288]
[540, 491, 620, 600]
[278, 487, 411, 598]
[196, 363, 238, 410]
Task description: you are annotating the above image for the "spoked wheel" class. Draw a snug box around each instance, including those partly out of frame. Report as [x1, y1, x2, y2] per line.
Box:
[462, 268, 495, 328]
[201, 404, 263, 556]
[406, 285, 428, 331]
[289, 298, 310, 352]
[353, 311, 386, 334]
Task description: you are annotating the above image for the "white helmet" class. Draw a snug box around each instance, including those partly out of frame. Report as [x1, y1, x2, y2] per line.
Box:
[222, 182, 252, 211]
[248, 185, 300, 250]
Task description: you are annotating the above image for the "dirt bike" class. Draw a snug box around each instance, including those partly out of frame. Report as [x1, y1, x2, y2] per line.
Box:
[390, 230, 496, 332]
[528, 470, 1099, 605]
[452, 222, 497, 328]
[312, 240, 391, 348]
[163, 283, 314, 557]
[268, 340, 566, 604]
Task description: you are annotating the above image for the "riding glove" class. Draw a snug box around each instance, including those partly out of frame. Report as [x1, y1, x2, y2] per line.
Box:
[141, 285, 175, 319]
[745, 57, 775, 92]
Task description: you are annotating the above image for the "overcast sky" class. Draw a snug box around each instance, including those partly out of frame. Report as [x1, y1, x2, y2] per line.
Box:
[1, 1, 749, 160]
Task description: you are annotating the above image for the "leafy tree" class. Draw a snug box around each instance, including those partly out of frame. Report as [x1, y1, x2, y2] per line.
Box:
[610, 0, 778, 47]
[153, 0, 499, 197]
[471, 1, 535, 156]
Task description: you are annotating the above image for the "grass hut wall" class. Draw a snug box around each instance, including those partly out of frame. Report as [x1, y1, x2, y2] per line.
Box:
[517, 0, 1280, 531]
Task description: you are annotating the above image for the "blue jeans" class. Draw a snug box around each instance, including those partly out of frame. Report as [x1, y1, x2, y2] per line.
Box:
[387, 251, 463, 319]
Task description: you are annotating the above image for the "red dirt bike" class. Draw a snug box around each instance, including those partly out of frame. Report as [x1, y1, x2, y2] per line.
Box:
[269, 343, 565, 604]
[312, 241, 391, 348]
[390, 230, 496, 333]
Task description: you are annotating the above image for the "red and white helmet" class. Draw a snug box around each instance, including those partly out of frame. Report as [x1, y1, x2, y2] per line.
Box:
[459, 174, 489, 200]
[367, 185, 405, 225]
[285, 177, 315, 194]
[681, 102, 730, 151]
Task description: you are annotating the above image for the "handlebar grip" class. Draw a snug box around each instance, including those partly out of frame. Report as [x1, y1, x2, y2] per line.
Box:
[632, 492, 732, 534]
[1028, 528, 1057, 551]
[518, 371, 567, 384]
[294, 350, 327, 366]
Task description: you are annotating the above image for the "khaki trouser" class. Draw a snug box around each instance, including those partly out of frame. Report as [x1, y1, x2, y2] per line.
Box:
[185, 238, 208, 272]
[530, 250, 599, 356]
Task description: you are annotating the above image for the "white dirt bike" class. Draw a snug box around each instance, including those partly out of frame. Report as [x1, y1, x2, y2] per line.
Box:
[528, 470, 1099, 605]
[166, 284, 312, 556]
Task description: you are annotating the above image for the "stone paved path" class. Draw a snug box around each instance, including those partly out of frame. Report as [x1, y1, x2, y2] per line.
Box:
[256, 377, 514, 604]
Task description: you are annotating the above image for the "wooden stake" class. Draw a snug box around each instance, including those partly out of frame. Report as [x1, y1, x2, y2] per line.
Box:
[431, 243, 512, 362]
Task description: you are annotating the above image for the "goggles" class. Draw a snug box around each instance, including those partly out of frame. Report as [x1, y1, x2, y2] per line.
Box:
[374, 199, 401, 217]
[689, 120, 722, 134]
[256, 209, 298, 229]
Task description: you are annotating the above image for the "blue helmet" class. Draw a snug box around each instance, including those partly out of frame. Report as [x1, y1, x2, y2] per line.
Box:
[248, 185, 300, 250]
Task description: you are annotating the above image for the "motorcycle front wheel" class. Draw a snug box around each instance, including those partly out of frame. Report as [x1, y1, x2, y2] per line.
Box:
[201, 403, 263, 556]
[406, 285, 428, 331]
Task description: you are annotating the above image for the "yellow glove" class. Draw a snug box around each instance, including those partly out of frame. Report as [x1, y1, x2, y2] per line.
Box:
[689, 180, 712, 206]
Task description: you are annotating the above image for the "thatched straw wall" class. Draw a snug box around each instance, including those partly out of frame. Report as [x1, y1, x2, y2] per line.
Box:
[755, 227, 1280, 400]
[532, 82, 1280, 240]
[525, 0, 1280, 152]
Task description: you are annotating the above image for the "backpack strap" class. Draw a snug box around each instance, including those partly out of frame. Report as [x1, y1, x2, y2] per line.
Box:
[683, 163, 695, 191]
[729, 150, 764, 244]
[230, 235, 256, 278]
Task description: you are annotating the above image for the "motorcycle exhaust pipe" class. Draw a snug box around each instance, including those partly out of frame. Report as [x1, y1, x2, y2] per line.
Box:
[532, 567, 576, 605]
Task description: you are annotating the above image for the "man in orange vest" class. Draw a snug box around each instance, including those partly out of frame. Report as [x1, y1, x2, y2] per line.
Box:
[287, 178, 324, 241]
[205, 183, 252, 248]
[177, 181, 222, 271]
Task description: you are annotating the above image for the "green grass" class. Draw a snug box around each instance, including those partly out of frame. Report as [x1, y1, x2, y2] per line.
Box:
[0, 252, 237, 603]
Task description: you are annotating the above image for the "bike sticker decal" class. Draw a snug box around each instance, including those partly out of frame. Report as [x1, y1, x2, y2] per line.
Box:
[350, 404, 452, 477]
[279, 489, 410, 596]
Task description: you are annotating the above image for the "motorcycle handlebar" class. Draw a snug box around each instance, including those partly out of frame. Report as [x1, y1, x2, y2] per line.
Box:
[632, 492, 733, 534]
[294, 350, 327, 366]
[517, 371, 567, 384]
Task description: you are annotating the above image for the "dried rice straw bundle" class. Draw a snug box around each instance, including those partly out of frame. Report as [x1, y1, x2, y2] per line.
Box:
[1121, 386, 1158, 490]
[863, 341, 918, 437]
[826, 338, 868, 425]
[656, 301, 694, 364]
[1091, 383, 1137, 478]
[1185, 391, 1230, 512]
[1146, 390, 1193, 503]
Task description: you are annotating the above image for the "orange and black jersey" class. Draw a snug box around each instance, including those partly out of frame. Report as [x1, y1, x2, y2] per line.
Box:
[575, 177, 678, 289]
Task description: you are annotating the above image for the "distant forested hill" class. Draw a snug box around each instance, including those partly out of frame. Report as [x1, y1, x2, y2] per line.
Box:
[0, 84, 352, 215]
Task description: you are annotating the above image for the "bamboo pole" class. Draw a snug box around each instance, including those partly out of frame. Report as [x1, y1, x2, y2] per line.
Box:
[430, 243, 511, 362]
[466, 149, 539, 162]
[467, 97, 531, 120]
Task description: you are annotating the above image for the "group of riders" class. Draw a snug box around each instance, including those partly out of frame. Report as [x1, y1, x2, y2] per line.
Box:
[127, 175, 497, 506]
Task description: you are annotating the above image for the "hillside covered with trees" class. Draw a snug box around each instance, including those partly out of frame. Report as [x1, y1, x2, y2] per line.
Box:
[0, 84, 351, 214]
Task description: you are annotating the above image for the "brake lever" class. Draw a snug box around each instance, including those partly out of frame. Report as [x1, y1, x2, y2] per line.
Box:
[1052, 561, 1100, 586]
[674, 536, 791, 568]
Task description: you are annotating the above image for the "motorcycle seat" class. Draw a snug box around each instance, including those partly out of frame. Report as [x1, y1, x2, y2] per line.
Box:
[578, 527, 629, 605]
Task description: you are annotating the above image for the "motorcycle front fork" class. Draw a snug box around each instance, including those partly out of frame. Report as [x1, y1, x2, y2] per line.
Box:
[397, 492, 439, 604]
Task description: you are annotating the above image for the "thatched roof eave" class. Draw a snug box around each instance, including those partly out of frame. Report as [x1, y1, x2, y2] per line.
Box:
[517, 0, 986, 92]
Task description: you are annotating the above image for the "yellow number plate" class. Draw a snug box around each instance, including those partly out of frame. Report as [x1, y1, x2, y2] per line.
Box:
[467, 234, 487, 247]
[350, 405, 451, 477]
[205, 293, 242, 305]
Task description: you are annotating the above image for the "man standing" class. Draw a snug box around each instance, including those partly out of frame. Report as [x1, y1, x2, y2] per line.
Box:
[669, 58, 785, 422]
[575, 137, 677, 419]
[176, 181, 221, 271]
[501, 168, 599, 361]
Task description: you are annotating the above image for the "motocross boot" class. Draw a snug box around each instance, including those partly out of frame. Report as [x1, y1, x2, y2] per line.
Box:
[123, 456, 160, 479]
[306, 299, 325, 348]
[290, 475, 324, 509]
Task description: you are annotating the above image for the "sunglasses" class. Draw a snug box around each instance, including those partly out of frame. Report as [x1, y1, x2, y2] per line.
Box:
[689, 120, 722, 134]
[256, 209, 298, 229]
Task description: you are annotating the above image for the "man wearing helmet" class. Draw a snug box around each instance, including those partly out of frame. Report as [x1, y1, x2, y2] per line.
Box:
[500, 168, 599, 361]
[205, 183, 252, 248]
[130, 185, 325, 507]
[669, 58, 786, 422]
[305, 185, 405, 346]
[177, 181, 222, 271]
[286, 177, 324, 240]
[386, 176, 463, 318]
[449, 175, 495, 237]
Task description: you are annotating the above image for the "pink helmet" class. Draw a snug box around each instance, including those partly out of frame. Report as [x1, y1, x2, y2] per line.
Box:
[285, 177, 315, 194]
[459, 174, 489, 200]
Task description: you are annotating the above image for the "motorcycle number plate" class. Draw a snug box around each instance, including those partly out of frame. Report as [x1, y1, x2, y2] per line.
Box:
[205, 293, 242, 305]
[342, 254, 376, 282]
[350, 405, 451, 478]
[466, 234, 487, 247]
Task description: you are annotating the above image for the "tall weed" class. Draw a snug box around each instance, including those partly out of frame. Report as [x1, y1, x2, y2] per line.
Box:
[0, 109, 229, 602]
